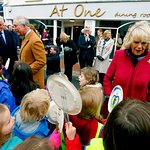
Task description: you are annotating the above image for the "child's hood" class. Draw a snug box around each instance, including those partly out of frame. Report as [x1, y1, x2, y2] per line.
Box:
[12, 107, 40, 133]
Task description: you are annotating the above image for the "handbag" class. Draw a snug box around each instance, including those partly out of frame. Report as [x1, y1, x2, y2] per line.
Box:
[64, 46, 73, 52]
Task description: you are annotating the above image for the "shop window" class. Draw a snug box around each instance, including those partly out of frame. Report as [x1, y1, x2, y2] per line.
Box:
[41, 20, 53, 25]
[57, 21, 61, 27]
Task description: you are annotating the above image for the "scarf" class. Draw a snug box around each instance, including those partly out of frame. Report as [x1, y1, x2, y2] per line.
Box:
[124, 49, 148, 66]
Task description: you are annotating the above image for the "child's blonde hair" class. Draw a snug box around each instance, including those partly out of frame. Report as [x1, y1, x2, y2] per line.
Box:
[20, 89, 50, 122]
[78, 87, 102, 119]
[80, 67, 99, 85]
[14, 135, 55, 150]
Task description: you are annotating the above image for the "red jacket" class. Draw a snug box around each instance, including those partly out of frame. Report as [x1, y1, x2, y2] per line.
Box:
[104, 50, 150, 102]
[69, 115, 99, 146]
[66, 134, 82, 150]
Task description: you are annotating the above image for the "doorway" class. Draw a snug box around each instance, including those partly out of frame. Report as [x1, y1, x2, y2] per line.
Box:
[63, 20, 84, 48]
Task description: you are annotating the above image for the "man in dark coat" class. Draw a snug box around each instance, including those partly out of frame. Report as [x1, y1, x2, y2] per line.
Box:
[0, 16, 18, 77]
[78, 26, 95, 68]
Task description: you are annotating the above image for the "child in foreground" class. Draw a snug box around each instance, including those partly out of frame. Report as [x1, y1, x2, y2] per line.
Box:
[14, 135, 59, 150]
[0, 104, 23, 150]
[12, 89, 51, 140]
[69, 86, 103, 147]
[65, 99, 150, 150]
[78, 66, 104, 120]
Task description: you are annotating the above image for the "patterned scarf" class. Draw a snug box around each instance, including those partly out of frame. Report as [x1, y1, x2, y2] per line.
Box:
[101, 38, 110, 56]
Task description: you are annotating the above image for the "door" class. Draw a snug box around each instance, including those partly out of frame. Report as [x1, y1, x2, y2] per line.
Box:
[63, 20, 84, 49]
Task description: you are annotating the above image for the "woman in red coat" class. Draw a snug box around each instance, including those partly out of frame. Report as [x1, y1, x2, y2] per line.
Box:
[102, 21, 150, 118]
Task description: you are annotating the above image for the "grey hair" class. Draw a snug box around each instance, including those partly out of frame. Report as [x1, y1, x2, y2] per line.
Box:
[124, 21, 150, 49]
[14, 16, 30, 27]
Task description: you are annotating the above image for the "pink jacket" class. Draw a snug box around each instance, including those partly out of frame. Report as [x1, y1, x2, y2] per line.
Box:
[104, 50, 150, 102]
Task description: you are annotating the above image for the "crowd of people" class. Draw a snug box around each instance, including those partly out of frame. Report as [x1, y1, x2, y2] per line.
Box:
[0, 14, 150, 150]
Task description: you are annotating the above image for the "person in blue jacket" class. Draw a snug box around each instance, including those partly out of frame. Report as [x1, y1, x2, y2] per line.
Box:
[12, 89, 51, 140]
[0, 57, 17, 113]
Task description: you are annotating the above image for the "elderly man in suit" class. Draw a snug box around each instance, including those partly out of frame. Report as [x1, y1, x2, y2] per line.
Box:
[13, 16, 46, 88]
[0, 16, 18, 76]
[78, 26, 95, 69]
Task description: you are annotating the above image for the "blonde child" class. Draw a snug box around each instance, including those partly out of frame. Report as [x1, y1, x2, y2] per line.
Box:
[14, 135, 58, 150]
[12, 89, 51, 140]
[0, 104, 23, 149]
[66, 99, 150, 150]
[69, 86, 103, 147]
[78, 66, 104, 119]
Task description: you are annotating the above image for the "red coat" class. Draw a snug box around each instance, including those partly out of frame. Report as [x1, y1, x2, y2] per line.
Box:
[69, 115, 98, 146]
[66, 134, 82, 150]
[104, 50, 150, 102]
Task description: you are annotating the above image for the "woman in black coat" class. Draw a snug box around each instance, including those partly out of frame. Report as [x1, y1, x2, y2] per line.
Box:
[56, 32, 78, 81]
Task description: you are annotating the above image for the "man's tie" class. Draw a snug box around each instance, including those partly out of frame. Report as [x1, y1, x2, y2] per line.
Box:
[0, 31, 6, 45]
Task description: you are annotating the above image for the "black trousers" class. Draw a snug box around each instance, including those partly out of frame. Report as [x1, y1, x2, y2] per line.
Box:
[79, 54, 93, 69]
[99, 73, 105, 86]
[64, 63, 73, 82]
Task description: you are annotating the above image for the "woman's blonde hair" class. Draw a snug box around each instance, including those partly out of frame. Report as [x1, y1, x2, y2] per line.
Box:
[80, 67, 99, 85]
[103, 30, 111, 38]
[124, 21, 150, 49]
[0, 104, 11, 146]
[60, 32, 70, 43]
[20, 89, 50, 122]
[78, 87, 102, 119]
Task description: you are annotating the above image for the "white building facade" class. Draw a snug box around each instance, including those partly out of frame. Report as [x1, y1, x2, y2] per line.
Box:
[3, 0, 150, 56]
